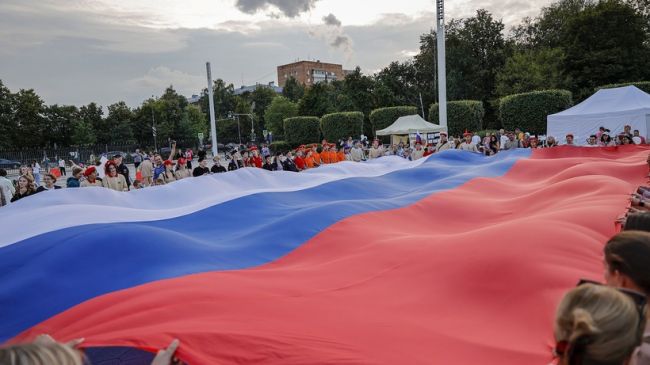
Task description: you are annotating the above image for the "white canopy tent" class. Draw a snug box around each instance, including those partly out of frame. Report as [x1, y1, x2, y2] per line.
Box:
[376, 115, 447, 146]
[547, 86, 650, 145]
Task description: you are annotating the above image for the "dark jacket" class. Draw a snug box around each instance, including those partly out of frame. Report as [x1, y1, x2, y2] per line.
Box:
[211, 165, 227, 174]
[117, 163, 131, 187]
[36, 185, 62, 193]
[66, 177, 80, 188]
[282, 159, 299, 172]
[193, 166, 210, 177]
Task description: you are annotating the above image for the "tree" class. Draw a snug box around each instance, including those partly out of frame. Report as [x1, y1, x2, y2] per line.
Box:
[105, 101, 134, 144]
[298, 82, 337, 117]
[79, 102, 106, 144]
[562, 0, 650, 99]
[264, 96, 298, 139]
[0, 80, 15, 150]
[12, 89, 45, 147]
[496, 48, 567, 96]
[71, 119, 96, 145]
[249, 86, 277, 134]
[44, 104, 79, 147]
[200, 79, 237, 121]
[375, 61, 419, 108]
[282, 77, 305, 102]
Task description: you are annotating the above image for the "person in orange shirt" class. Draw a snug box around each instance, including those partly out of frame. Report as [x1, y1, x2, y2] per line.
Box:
[311, 145, 321, 167]
[321, 143, 331, 164]
[337, 145, 346, 162]
[329, 144, 339, 163]
[304, 150, 315, 169]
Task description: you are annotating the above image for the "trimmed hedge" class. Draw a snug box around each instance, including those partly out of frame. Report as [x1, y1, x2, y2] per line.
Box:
[499, 90, 572, 135]
[270, 141, 291, 154]
[429, 100, 485, 137]
[283, 116, 321, 145]
[597, 81, 650, 95]
[320, 112, 364, 142]
[369, 106, 418, 133]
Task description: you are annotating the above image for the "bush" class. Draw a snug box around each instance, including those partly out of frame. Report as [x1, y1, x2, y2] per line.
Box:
[498, 90, 572, 135]
[597, 81, 650, 94]
[429, 100, 485, 137]
[369, 106, 418, 133]
[269, 141, 291, 154]
[320, 112, 364, 142]
[283, 116, 321, 145]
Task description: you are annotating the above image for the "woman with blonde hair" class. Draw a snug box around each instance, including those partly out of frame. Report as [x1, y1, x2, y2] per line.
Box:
[553, 283, 646, 365]
[0, 341, 83, 365]
[10, 175, 36, 203]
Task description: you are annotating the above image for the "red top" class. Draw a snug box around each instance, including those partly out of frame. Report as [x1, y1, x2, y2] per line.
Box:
[294, 156, 306, 170]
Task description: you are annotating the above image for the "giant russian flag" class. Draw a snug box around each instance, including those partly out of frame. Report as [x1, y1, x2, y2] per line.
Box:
[1, 146, 648, 364]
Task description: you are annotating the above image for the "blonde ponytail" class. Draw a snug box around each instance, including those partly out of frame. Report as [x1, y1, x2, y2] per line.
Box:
[554, 284, 641, 365]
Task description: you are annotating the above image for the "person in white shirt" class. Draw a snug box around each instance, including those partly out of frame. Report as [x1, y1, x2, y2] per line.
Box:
[471, 133, 481, 145]
[58, 158, 66, 176]
[0, 168, 15, 206]
[411, 142, 425, 160]
[350, 142, 364, 162]
[499, 129, 509, 150]
[32, 162, 41, 187]
[458, 132, 480, 152]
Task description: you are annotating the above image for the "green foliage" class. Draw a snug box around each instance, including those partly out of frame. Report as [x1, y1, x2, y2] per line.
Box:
[44, 104, 79, 147]
[283, 116, 321, 145]
[264, 96, 298, 139]
[298, 83, 336, 117]
[270, 141, 291, 153]
[105, 101, 135, 144]
[71, 119, 96, 145]
[499, 90, 573, 135]
[216, 118, 241, 144]
[12, 89, 45, 147]
[79, 102, 105, 144]
[496, 48, 567, 96]
[0, 81, 14, 150]
[369, 106, 418, 133]
[282, 77, 305, 102]
[562, 0, 650, 99]
[320, 112, 364, 142]
[597, 81, 650, 94]
[429, 101, 485, 137]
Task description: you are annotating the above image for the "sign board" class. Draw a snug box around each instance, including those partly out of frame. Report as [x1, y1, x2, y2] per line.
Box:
[198, 132, 204, 140]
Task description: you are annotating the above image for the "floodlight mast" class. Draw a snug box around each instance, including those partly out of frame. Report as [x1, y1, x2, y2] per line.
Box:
[436, 0, 447, 128]
[206, 62, 218, 156]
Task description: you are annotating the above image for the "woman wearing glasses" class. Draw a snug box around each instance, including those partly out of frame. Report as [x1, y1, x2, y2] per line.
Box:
[603, 231, 650, 365]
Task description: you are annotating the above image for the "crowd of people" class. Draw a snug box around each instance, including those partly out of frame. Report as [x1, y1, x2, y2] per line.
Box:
[0, 123, 648, 208]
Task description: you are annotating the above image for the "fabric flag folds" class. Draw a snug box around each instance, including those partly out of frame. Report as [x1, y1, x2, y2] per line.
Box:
[1, 146, 648, 364]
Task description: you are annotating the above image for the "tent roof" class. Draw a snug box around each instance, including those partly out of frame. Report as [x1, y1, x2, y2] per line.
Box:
[548, 86, 650, 120]
[376, 115, 446, 136]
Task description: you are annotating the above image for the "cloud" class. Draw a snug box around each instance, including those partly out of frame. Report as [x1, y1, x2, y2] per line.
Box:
[127, 67, 205, 93]
[234, 0, 319, 18]
[322, 13, 342, 27]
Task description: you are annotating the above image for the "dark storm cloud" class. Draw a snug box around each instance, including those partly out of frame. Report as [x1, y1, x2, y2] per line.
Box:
[322, 13, 341, 27]
[235, 0, 319, 18]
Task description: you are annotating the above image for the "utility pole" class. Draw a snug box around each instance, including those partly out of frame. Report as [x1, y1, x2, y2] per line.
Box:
[419, 93, 426, 120]
[206, 62, 219, 156]
[436, 0, 448, 128]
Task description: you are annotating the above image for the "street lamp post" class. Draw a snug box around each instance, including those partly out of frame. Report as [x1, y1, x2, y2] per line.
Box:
[229, 112, 255, 144]
[436, 0, 448, 128]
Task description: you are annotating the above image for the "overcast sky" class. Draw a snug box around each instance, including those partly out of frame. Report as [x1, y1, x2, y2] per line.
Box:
[0, 0, 554, 107]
